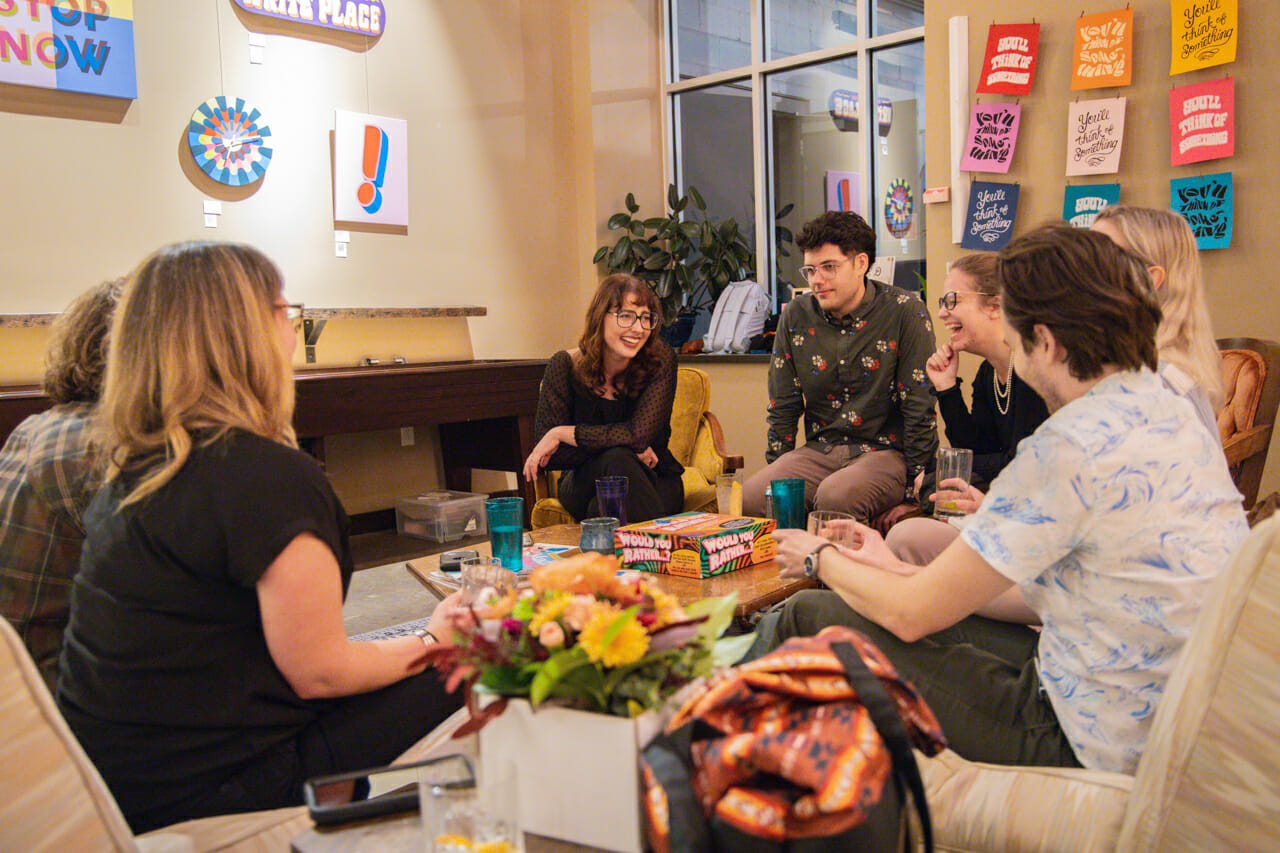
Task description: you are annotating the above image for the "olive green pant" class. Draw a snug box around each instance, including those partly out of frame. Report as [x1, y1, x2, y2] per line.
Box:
[775, 589, 1082, 768]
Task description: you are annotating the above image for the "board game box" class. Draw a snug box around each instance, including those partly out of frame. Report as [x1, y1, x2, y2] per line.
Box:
[614, 511, 777, 579]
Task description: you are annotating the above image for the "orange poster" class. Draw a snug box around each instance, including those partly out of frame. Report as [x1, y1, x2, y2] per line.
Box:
[1071, 8, 1134, 90]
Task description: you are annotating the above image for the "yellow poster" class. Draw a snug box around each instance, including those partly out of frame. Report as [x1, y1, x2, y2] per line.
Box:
[1171, 0, 1238, 74]
[1071, 8, 1134, 90]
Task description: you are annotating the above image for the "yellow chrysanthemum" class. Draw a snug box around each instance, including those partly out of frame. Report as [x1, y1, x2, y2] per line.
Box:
[528, 591, 570, 633]
[649, 588, 686, 629]
[578, 604, 649, 667]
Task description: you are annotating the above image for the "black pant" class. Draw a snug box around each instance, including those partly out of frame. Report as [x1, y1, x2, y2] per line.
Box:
[126, 669, 461, 833]
[558, 447, 685, 524]
[777, 589, 1082, 769]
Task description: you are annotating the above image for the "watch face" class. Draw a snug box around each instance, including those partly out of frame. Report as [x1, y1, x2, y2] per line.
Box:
[188, 96, 273, 186]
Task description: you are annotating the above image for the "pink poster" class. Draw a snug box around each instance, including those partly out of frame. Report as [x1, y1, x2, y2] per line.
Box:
[1169, 77, 1234, 166]
[976, 23, 1040, 95]
[960, 103, 1022, 174]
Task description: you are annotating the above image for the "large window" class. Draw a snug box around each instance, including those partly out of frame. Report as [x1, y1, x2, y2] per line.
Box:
[666, 1, 925, 308]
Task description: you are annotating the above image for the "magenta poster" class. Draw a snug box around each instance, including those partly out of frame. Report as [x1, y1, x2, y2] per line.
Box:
[960, 103, 1022, 174]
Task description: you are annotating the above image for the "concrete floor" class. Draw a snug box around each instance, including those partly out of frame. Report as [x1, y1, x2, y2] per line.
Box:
[343, 559, 443, 638]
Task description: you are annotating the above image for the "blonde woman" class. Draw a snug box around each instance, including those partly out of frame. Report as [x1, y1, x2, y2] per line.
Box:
[1092, 205, 1223, 433]
[57, 243, 465, 833]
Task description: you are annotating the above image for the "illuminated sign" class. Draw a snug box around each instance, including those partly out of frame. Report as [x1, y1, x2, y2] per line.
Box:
[233, 0, 385, 37]
[0, 0, 137, 99]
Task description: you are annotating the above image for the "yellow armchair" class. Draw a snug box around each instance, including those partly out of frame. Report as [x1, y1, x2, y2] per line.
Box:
[530, 366, 743, 528]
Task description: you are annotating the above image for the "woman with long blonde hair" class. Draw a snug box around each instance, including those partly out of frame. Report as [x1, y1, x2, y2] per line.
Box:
[1092, 205, 1224, 430]
[58, 242, 465, 833]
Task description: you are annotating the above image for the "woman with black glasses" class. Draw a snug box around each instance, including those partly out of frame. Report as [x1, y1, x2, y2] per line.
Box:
[522, 273, 684, 523]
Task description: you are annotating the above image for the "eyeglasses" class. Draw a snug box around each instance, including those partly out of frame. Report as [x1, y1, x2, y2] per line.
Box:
[937, 291, 977, 311]
[276, 302, 305, 321]
[610, 309, 658, 330]
[798, 258, 850, 282]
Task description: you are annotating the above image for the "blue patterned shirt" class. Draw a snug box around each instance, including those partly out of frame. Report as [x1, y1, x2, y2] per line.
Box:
[962, 369, 1247, 773]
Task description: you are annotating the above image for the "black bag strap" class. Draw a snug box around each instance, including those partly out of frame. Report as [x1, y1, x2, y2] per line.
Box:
[643, 722, 714, 853]
[831, 641, 934, 853]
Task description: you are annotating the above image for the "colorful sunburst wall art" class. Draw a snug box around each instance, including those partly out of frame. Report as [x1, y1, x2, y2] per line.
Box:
[884, 178, 913, 238]
[187, 96, 274, 187]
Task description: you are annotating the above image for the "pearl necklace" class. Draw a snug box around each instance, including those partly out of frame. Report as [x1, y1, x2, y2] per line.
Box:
[993, 359, 1013, 416]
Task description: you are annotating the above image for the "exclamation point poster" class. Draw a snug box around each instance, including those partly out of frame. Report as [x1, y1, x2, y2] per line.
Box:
[333, 110, 409, 226]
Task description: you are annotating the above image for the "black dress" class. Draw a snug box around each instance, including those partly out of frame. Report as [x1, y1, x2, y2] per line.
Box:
[534, 348, 685, 523]
[57, 430, 459, 833]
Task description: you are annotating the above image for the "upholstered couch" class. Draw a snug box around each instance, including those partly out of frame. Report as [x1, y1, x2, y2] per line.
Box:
[530, 366, 743, 527]
[918, 515, 1280, 852]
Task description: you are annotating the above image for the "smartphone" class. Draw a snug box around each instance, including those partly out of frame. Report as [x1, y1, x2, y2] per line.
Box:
[304, 753, 474, 825]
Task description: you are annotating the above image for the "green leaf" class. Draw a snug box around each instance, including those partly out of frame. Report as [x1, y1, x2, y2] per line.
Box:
[626, 192, 639, 214]
[680, 221, 700, 240]
[685, 593, 737, 644]
[529, 646, 591, 706]
[776, 202, 795, 218]
[667, 183, 680, 210]
[600, 606, 639, 650]
[610, 237, 632, 268]
[688, 185, 707, 211]
[629, 220, 645, 236]
[607, 212, 631, 230]
[712, 632, 758, 668]
[672, 195, 689, 214]
[592, 246, 608, 263]
[643, 251, 670, 271]
[777, 226, 794, 243]
[643, 217, 668, 230]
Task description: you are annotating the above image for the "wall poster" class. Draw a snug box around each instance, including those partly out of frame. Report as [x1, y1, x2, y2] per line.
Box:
[1170, 0, 1237, 74]
[1071, 8, 1134, 90]
[1171, 172, 1233, 250]
[976, 22, 1040, 96]
[0, 0, 136, 99]
[961, 180, 1020, 251]
[1169, 77, 1234, 166]
[960, 103, 1022, 174]
[333, 110, 409, 226]
[1066, 97, 1127, 176]
[233, 0, 386, 37]
[1064, 184, 1121, 228]
[825, 171, 860, 214]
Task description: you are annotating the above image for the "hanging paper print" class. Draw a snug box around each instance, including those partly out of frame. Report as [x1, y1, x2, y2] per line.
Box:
[884, 179, 913, 238]
[976, 23, 1040, 95]
[1066, 97, 1127, 176]
[825, 170, 860, 214]
[1072, 8, 1134, 90]
[1063, 184, 1121, 228]
[961, 180, 1020, 250]
[1171, 172, 1233, 250]
[960, 103, 1022, 174]
[1171, 0, 1237, 74]
[1169, 78, 1234, 166]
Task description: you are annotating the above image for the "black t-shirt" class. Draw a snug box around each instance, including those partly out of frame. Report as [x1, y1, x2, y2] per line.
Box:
[57, 429, 353, 820]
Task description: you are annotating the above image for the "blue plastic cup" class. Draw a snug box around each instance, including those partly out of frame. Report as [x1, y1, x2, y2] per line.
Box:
[770, 478, 806, 530]
[485, 496, 524, 571]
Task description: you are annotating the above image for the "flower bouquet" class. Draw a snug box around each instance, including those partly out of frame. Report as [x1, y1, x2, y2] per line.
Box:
[425, 552, 753, 730]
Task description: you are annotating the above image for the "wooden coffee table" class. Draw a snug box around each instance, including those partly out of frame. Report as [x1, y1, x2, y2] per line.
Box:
[406, 523, 815, 627]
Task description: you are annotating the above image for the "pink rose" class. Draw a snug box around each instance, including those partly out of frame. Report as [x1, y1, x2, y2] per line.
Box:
[539, 621, 566, 648]
[564, 596, 595, 631]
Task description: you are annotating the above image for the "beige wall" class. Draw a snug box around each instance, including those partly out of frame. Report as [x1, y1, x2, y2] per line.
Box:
[925, 0, 1280, 499]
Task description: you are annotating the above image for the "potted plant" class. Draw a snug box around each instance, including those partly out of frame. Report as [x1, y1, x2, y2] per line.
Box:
[594, 184, 755, 347]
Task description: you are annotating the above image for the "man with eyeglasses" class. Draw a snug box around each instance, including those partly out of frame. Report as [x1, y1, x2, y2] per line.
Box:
[742, 211, 937, 523]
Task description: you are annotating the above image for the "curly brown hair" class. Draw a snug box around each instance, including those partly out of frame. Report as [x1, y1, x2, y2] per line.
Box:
[573, 273, 665, 397]
[42, 279, 123, 404]
[795, 211, 877, 268]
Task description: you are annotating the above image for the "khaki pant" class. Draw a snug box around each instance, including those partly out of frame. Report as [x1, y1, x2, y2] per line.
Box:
[885, 516, 963, 565]
[742, 444, 906, 523]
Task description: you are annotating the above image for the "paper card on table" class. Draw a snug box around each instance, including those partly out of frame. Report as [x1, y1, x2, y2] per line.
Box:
[976, 23, 1040, 95]
[961, 181, 1020, 251]
[1171, 0, 1237, 74]
[1170, 78, 1234, 166]
[1066, 97, 1127, 176]
[1072, 8, 1134, 90]
[960, 103, 1022, 174]
[1064, 184, 1121, 228]
[1171, 172, 1233, 250]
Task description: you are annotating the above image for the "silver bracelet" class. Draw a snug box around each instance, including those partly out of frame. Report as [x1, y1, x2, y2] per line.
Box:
[413, 628, 439, 645]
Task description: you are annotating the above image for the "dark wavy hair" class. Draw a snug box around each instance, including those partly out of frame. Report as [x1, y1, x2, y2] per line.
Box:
[795, 210, 877, 268]
[999, 222, 1160, 380]
[573, 273, 665, 397]
[42, 278, 123, 404]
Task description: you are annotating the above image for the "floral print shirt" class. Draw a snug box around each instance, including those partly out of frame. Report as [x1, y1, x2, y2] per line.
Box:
[766, 283, 938, 483]
[962, 369, 1248, 773]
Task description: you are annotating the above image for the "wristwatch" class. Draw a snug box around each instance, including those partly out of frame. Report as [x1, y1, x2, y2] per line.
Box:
[413, 628, 439, 646]
[804, 543, 837, 580]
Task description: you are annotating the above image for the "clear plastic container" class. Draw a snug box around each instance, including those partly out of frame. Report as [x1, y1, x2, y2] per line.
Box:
[395, 491, 488, 543]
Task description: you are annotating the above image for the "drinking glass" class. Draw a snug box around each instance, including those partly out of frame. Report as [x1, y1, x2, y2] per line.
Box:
[460, 556, 513, 606]
[420, 757, 521, 853]
[770, 478, 807, 530]
[807, 509, 856, 546]
[716, 473, 741, 516]
[595, 476, 628, 524]
[933, 448, 974, 520]
[579, 517, 619, 554]
[485, 496, 524, 571]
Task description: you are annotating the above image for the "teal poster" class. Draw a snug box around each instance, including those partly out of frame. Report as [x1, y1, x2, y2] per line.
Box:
[1063, 184, 1120, 228]
[1171, 172, 1232, 249]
